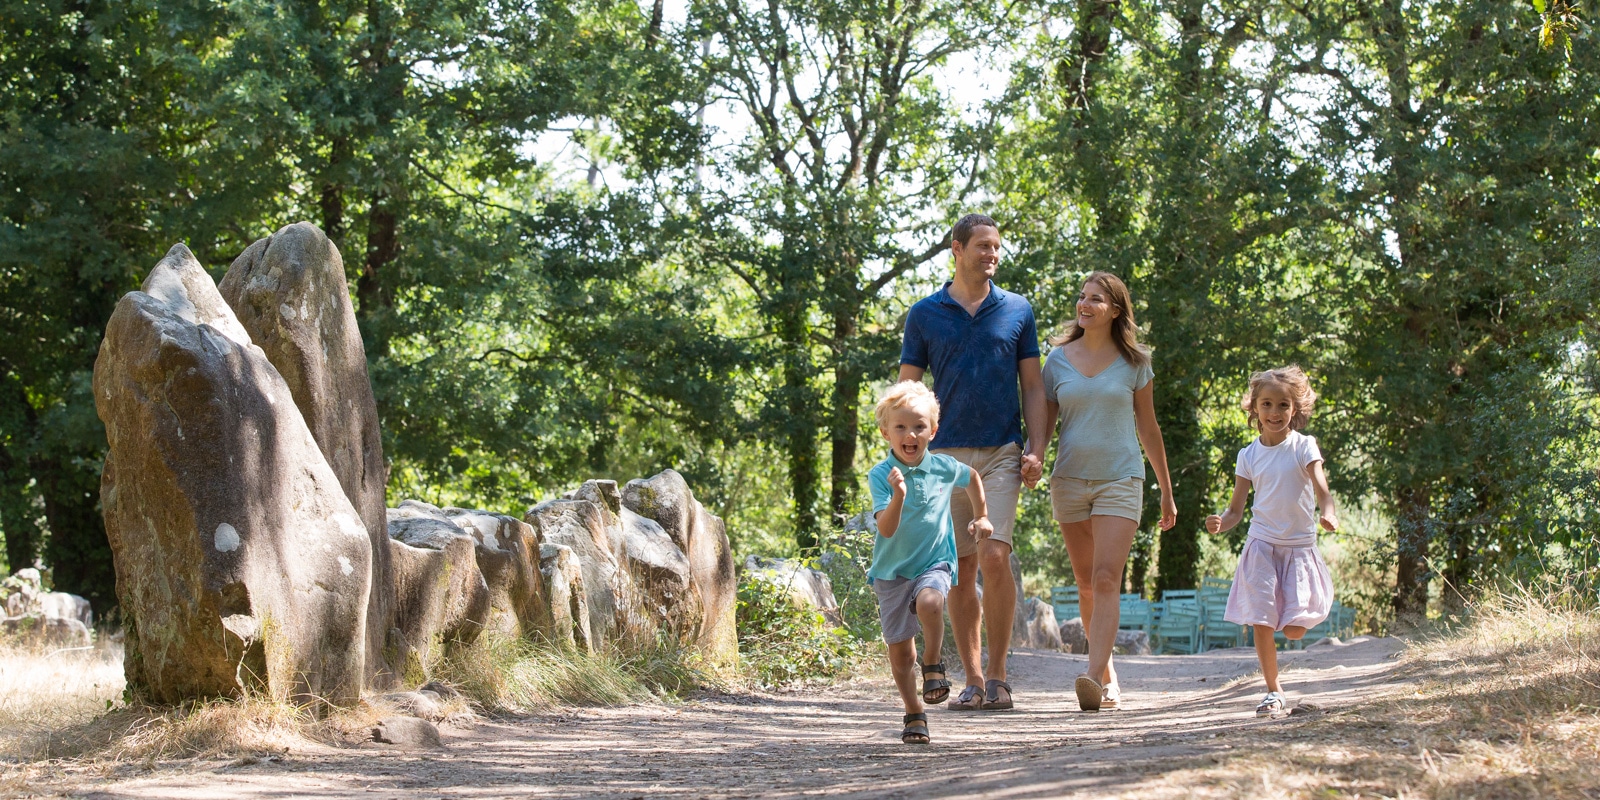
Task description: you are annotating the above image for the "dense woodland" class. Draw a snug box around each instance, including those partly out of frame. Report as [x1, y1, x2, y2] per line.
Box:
[1, 0, 1596, 627]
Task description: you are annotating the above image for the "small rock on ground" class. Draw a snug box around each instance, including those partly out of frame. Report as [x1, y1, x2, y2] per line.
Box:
[372, 716, 442, 748]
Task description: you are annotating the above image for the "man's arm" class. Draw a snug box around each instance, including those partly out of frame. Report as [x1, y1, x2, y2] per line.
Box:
[1018, 356, 1046, 487]
[963, 466, 993, 540]
[898, 364, 925, 383]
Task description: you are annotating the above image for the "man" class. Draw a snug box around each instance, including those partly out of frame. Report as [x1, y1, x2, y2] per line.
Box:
[898, 213, 1047, 710]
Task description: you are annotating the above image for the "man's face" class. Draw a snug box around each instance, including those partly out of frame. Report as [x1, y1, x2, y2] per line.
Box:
[951, 225, 1001, 282]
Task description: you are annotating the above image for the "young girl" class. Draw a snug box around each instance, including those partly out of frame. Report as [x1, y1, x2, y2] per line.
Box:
[1205, 366, 1337, 718]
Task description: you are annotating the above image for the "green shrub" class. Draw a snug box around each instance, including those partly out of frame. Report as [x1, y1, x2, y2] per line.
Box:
[736, 571, 869, 687]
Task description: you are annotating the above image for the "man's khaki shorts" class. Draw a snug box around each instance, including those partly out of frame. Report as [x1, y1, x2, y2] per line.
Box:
[934, 443, 1022, 558]
[1049, 475, 1144, 525]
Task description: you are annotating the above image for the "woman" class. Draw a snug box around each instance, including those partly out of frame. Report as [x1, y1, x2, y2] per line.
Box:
[1037, 271, 1176, 712]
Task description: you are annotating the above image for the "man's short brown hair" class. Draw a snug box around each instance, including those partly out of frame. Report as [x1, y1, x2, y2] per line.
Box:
[952, 214, 999, 246]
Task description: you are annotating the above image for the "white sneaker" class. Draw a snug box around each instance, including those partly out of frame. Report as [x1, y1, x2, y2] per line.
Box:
[1255, 691, 1286, 718]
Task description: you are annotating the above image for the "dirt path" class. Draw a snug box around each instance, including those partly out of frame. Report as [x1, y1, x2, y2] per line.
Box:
[67, 637, 1407, 799]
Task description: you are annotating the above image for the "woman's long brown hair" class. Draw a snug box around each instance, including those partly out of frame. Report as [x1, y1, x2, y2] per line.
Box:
[1046, 271, 1151, 369]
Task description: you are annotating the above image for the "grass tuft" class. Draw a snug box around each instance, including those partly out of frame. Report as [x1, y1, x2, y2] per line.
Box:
[434, 632, 710, 712]
[0, 638, 125, 761]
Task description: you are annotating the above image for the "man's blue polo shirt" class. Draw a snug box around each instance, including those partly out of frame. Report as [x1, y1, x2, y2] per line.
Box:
[900, 281, 1041, 449]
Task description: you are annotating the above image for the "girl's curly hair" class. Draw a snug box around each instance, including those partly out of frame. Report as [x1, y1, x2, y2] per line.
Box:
[1241, 365, 1317, 432]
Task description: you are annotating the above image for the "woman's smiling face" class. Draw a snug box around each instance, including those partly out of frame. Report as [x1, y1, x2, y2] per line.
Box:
[1076, 279, 1119, 331]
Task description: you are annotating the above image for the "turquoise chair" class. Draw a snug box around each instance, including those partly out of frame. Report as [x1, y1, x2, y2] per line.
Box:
[1199, 577, 1246, 650]
[1051, 586, 1080, 622]
[1119, 595, 1156, 634]
[1154, 598, 1202, 654]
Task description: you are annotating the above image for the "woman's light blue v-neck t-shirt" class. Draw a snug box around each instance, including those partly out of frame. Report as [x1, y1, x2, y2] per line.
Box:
[1042, 347, 1154, 481]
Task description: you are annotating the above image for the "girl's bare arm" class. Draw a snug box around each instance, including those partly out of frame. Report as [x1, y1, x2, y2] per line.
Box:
[1309, 460, 1338, 531]
[1206, 476, 1252, 534]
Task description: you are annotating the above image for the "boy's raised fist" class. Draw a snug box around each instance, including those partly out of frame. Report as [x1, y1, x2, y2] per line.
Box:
[888, 467, 906, 497]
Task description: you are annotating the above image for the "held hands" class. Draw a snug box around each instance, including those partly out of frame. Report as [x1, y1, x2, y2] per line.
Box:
[888, 467, 906, 498]
[1019, 453, 1044, 489]
[968, 514, 994, 541]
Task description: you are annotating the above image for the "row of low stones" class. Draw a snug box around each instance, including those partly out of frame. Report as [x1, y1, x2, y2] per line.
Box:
[92, 223, 733, 708]
[0, 568, 96, 649]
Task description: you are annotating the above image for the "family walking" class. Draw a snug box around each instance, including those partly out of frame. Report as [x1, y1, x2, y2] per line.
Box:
[867, 214, 1340, 744]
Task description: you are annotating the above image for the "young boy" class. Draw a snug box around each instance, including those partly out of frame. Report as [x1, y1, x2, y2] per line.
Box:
[867, 380, 992, 744]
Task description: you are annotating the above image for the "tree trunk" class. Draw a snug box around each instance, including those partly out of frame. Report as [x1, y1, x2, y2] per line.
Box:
[0, 372, 40, 573]
[828, 306, 862, 523]
[1392, 484, 1432, 625]
[35, 454, 115, 611]
[784, 349, 822, 551]
[1153, 379, 1206, 593]
[357, 192, 399, 357]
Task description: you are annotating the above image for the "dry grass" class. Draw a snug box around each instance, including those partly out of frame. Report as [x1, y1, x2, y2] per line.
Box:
[1119, 587, 1600, 799]
[0, 639, 125, 760]
[435, 632, 710, 712]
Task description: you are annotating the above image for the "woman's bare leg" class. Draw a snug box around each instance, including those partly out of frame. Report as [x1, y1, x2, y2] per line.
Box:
[1059, 520, 1117, 686]
[1084, 514, 1138, 686]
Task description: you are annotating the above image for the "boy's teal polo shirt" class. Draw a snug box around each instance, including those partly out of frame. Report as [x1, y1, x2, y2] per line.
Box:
[866, 451, 968, 583]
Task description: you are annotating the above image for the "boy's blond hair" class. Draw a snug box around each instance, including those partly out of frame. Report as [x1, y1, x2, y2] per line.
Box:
[874, 380, 941, 430]
[1241, 365, 1318, 431]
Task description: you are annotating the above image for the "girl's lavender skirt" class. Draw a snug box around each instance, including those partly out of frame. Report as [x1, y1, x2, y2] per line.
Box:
[1223, 537, 1333, 631]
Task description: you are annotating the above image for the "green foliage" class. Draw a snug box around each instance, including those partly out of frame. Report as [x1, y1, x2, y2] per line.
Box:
[2, 0, 1596, 628]
[735, 568, 869, 688]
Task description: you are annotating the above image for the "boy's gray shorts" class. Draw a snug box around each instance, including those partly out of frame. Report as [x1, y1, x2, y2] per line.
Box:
[872, 564, 953, 645]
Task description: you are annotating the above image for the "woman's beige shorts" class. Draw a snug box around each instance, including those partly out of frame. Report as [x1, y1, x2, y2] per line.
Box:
[1049, 475, 1144, 524]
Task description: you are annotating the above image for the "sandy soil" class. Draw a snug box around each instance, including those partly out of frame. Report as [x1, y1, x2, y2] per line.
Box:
[56, 636, 1408, 799]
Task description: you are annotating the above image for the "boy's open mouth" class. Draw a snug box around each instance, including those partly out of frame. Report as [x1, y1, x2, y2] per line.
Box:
[899, 442, 921, 459]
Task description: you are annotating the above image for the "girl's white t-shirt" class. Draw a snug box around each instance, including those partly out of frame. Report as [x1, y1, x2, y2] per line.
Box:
[1236, 430, 1323, 547]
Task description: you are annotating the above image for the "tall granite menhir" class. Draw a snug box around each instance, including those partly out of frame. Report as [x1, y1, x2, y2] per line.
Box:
[95, 231, 740, 705]
[94, 244, 370, 706]
[219, 223, 396, 686]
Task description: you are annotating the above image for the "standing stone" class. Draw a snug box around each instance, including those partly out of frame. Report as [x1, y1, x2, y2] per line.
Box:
[219, 222, 395, 686]
[1019, 597, 1064, 650]
[1059, 617, 1089, 654]
[620, 470, 737, 670]
[568, 480, 699, 644]
[538, 543, 592, 651]
[443, 507, 552, 638]
[387, 502, 491, 682]
[743, 556, 843, 627]
[523, 498, 636, 649]
[94, 244, 370, 707]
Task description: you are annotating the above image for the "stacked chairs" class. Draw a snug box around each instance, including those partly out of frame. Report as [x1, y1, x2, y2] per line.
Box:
[1335, 602, 1358, 638]
[1153, 590, 1202, 654]
[1199, 577, 1247, 650]
[1050, 583, 1360, 653]
[1118, 593, 1156, 635]
[1050, 585, 1080, 622]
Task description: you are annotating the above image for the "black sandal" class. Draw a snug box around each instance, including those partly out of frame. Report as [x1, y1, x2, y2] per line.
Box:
[901, 712, 930, 744]
[982, 679, 1014, 710]
[921, 662, 951, 704]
